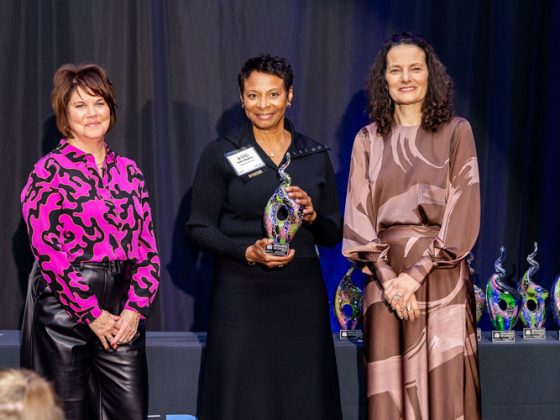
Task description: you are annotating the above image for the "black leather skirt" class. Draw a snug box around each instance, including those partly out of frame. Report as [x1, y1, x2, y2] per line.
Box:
[21, 261, 148, 420]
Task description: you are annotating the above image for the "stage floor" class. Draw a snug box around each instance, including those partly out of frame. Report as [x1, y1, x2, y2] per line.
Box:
[1, 330, 559, 419]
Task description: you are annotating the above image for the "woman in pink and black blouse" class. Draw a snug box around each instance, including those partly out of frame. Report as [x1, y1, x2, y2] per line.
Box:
[20, 64, 160, 420]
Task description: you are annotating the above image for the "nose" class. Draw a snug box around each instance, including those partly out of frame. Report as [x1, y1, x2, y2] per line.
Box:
[257, 96, 268, 109]
[86, 103, 98, 116]
[401, 70, 411, 82]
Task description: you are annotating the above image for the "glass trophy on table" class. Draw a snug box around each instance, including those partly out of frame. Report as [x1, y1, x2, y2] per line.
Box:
[263, 153, 304, 256]
[334, 262, 364, 341]
[518, 242, 548, 340]
[486, 246, 520, 342]
[551, 274, 560, 340]
[467, 253, 485, 341]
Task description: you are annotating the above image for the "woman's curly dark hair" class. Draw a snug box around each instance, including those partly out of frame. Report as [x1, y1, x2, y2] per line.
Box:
[366, 32, 454, 136]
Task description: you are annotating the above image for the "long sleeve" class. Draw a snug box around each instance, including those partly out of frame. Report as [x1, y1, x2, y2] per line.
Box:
[403, 120, 480, 284]
[124, 169, 160, 317]
[304, 153, 342, 247]
[21, 161, 102, 324]
[342, 127, 398, 285]
[186, 142, 249, 262]
[22, 144, 161, 323]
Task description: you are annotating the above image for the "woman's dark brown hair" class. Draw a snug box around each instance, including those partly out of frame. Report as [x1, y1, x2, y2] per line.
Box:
[367, 32, 454, 136]
[51, 63, 117, 138]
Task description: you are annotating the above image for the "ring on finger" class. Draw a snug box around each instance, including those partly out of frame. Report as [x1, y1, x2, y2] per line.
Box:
[407, 306, 412, 311]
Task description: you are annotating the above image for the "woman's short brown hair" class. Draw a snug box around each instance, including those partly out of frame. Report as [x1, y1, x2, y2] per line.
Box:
[51, 63, 117, 138]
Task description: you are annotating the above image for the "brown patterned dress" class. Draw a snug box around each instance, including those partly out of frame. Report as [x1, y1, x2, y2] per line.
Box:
[342, 117, 481, 420]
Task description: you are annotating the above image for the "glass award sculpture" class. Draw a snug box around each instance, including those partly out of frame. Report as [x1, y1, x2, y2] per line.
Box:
[486, 246, 520, 332]
[334, 263, 364, 331]
[551, 274, 560, 328]
[467, 253, 485, 326]
[518, 242, 548, 337]
[263, 153, 304, 256]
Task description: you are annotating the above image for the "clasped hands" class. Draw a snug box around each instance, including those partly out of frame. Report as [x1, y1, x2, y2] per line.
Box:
[89, 309, 140, 351]
[244, 185, 315, 269]
[383, 273, 421, 321]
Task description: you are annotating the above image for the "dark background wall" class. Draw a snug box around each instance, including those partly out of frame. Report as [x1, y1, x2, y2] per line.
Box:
[1, 0, 559, 332]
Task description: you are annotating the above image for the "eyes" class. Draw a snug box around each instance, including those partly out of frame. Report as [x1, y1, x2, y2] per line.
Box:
[245, 91, 282, 100]
[387, 66, 425, 75]
[73, 100, 107, 109]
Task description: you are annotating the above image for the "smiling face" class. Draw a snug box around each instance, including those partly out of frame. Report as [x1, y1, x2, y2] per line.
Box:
[67, 86, 111, 143]
[385, 44, 429, 109]
[240, 71, 293, 132]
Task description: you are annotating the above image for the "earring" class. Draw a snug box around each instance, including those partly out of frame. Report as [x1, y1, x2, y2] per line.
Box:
[241, 103, 244, 108]
[287, 103, 292, 108]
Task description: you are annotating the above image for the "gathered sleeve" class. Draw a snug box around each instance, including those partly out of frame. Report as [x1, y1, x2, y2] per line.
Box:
[124, 168, 160, 318]
[342, 127, 398, 285]
[21, 160, 103, 324]
[186, 142, 249, 262]
[403, 120, 481, 284]
[304, 153, 342, 247]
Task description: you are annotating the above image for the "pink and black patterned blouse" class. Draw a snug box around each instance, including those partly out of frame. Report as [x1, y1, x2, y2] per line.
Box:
[21, 139, 160, 324]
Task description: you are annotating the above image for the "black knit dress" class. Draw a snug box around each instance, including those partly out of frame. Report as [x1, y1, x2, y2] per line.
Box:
[187, 120, 343, 420]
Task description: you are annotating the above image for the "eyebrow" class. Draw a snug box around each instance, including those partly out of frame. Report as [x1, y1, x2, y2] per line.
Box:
[244, 88, 282, 94]
[387, 63, 426, 70]
[70, 96, 105, 103]
[387, 63, 424, 68]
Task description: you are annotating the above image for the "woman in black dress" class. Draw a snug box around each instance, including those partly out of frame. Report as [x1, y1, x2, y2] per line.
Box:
[187, 55, 343, 420]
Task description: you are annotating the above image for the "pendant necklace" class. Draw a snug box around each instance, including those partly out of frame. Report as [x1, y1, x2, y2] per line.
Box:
[258, 130, 288, 159]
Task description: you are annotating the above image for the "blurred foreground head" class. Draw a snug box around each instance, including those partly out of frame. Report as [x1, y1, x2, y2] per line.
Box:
[0, 369, 64, 420]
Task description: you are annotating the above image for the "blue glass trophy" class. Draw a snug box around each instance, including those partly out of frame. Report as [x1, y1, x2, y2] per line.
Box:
[486, 246, 520, 342]
[518, 242, 548, 340]
[334, 263, 364, 340]
[467, 253, 485, 341]
[551, 274, 560, 337]
[263, 153, 304, 256]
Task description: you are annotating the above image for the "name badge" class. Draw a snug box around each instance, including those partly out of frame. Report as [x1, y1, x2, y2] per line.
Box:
[225, 147, 265, 176]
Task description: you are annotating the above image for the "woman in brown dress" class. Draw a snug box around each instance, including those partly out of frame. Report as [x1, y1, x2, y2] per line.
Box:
[342, 33, 481, 419]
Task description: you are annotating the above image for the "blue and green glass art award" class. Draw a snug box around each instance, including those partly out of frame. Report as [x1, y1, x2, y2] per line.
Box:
[551, 274, 560, 340]
[334, 263, 364, 340]
[467, 253, 485, 341]
[263, 153, 304, 256]
[486, 246, 520, 342]
[518, 242, 548, 340]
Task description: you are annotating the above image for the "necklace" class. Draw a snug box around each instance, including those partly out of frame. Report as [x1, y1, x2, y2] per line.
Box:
[256, 130, 289, 159]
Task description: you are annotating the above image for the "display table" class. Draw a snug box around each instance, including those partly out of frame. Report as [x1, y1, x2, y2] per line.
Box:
[1, 330, 559, 419]
[478, 331, 560, 420]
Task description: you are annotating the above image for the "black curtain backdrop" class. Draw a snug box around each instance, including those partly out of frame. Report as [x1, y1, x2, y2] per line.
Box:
[1, 0, 559, 332]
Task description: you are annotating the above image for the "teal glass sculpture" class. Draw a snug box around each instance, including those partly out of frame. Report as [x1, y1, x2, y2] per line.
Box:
[263, 153, 303, 256]
[467, 253, 485, 325]
[518, 242, 548, 329]
[334, 263, 364, 330]
[551, 274, 560, 328]
[486, 246, 520, 330]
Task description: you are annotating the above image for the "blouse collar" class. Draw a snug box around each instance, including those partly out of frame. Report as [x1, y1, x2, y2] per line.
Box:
[56, 138, 116, 164]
